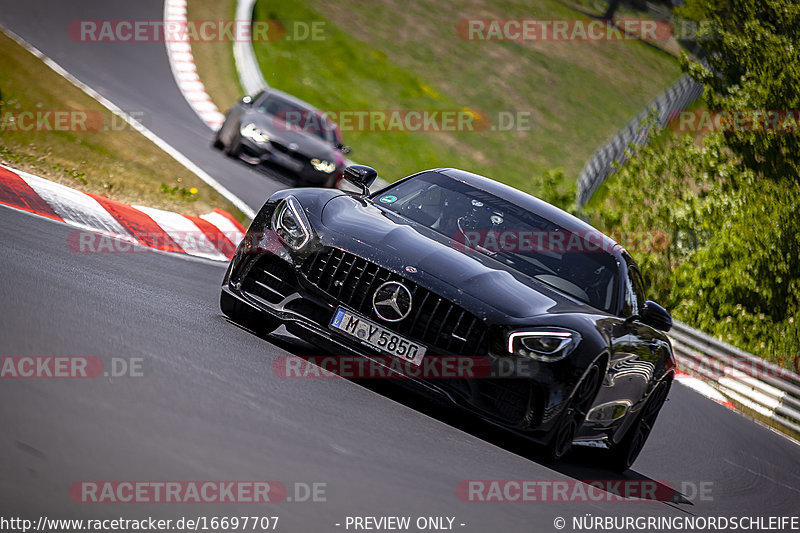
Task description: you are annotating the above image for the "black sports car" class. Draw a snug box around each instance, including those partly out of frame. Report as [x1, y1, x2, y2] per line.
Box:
[220, 165, 676, 470]
[213, 89, 350, 187]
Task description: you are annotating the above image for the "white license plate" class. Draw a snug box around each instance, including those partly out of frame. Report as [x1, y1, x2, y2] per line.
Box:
[330, 307, 426, 366]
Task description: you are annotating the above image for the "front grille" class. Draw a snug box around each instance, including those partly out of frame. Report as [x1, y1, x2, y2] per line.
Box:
[301, 248, 488, 356]
[242, 254, 297, 304]
[270, 141, 307, 161]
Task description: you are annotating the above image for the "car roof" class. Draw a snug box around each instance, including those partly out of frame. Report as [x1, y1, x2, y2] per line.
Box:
[434, 168, 624, 257]
[258, 89, 342, 137]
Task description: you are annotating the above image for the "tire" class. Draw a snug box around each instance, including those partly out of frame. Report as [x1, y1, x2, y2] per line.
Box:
[220, 290, 279, 335]
[224, 132, 242, 158]
[607, 379, 671, 472]
[544, 364, 601, 462]
[212, 128, 224, 149]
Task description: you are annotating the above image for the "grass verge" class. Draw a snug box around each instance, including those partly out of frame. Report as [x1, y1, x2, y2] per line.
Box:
[187, 0, 681, 196]
[0, 31, 245, 220]
[251, 0, 681, 192]
[187, 0, 244, 111]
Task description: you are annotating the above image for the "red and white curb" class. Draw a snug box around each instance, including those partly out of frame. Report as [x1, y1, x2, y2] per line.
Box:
[164, 0, 226, 130]
[0, 164, 245, 262]
[1, 24, 255, 219]
[674, 370, 736, 410]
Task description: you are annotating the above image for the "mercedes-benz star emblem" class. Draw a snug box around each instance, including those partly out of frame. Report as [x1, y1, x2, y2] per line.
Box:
[372, 281, 413, 322]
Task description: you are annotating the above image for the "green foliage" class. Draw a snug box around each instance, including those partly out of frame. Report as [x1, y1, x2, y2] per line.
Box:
[588, 0, 800, 369]
[532, 168, 577, 214]
[678, 0, 800, 181]
[160, 183, 198, 203]
[588, 130, 800, 368]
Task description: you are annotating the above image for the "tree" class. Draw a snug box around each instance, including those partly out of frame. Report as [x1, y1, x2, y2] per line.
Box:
[603, 0, 623, 19]
[678, 0, 800, 182]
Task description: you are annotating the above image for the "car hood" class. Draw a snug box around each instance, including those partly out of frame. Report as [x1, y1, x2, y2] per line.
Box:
[248, 114, 336, 158]
[320, 195, 591, 319]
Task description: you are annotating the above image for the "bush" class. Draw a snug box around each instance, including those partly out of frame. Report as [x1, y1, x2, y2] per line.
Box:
[587, 131, 800, 369]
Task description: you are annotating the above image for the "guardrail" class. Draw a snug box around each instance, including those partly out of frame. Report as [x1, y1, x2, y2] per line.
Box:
[234, 0, 269, 95]
[576, 74, 703, 207]
[669, 320, 800, 438]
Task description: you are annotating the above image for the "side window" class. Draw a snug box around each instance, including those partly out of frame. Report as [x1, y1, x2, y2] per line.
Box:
[623, 267, 645, 317]
[253, 91, 268, 112]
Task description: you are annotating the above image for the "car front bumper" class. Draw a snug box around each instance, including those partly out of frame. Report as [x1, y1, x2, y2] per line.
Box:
[222, 246, 594, 442]
[237, 138, 338, 186]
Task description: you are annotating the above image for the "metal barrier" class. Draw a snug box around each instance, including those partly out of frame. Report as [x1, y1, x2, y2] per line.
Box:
[234, 0, 269, 95]
[669, 320, 800, 437]
[576, 75, 703, 206]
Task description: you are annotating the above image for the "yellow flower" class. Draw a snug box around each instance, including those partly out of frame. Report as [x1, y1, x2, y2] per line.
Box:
[189, 187, 198, 195]
[420, 83, 440, 99]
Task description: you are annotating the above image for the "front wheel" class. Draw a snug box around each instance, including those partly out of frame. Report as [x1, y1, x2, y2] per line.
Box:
[224, 132, 243, 158]
[212, 128, 224, 149]
[607, 379, 671, 472]
[220, 290, 279, 335]
[544, 364, 601, 462]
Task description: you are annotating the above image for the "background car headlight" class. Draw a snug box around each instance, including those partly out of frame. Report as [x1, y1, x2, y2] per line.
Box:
[507, 328, 580, 362]
[310, 158, 336, 173]
[271, 196, 312, 250]
[240, 123, 270, 145]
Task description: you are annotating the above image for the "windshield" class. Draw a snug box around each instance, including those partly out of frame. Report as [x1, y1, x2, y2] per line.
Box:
[257, 94, 336, 143]
[375, 172, 619, 312]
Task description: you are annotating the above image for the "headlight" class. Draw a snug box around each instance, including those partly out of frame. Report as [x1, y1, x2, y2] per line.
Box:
[240, 123, 270, 145]
[310, 158, 336, 173]
[507, 328, 580, 362]
[271, 196, 312, 250]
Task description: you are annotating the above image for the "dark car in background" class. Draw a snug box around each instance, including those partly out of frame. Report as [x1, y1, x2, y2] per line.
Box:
[214, 89, 350, 187]
[220, 165, 676, 470]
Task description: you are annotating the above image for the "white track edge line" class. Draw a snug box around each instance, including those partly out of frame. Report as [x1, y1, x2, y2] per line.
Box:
[0, 24, 256, 220]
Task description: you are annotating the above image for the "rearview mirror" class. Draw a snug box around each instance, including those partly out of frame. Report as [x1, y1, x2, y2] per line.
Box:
[641, 300, 672, 332]
[343, 165, 377, 196]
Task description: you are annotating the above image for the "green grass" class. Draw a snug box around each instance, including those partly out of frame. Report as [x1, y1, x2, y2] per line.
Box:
[250, 0, 681, 195]
[188, 0, 244, 110]
[0, 31, 245, 220]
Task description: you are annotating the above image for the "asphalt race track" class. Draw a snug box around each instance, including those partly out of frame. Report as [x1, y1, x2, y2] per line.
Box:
[1, 0, 800, 530]
[3, 205, 800, 529]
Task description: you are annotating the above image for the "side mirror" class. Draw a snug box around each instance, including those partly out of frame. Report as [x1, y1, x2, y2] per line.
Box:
[337, 144, 352, 155]
[640, 300, 672, 332]
[241, 95, 253, 106]
[343, 165, 377, 195]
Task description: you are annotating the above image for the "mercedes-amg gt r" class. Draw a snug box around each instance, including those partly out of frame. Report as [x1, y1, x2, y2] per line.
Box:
[220, 165, 675, 470]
